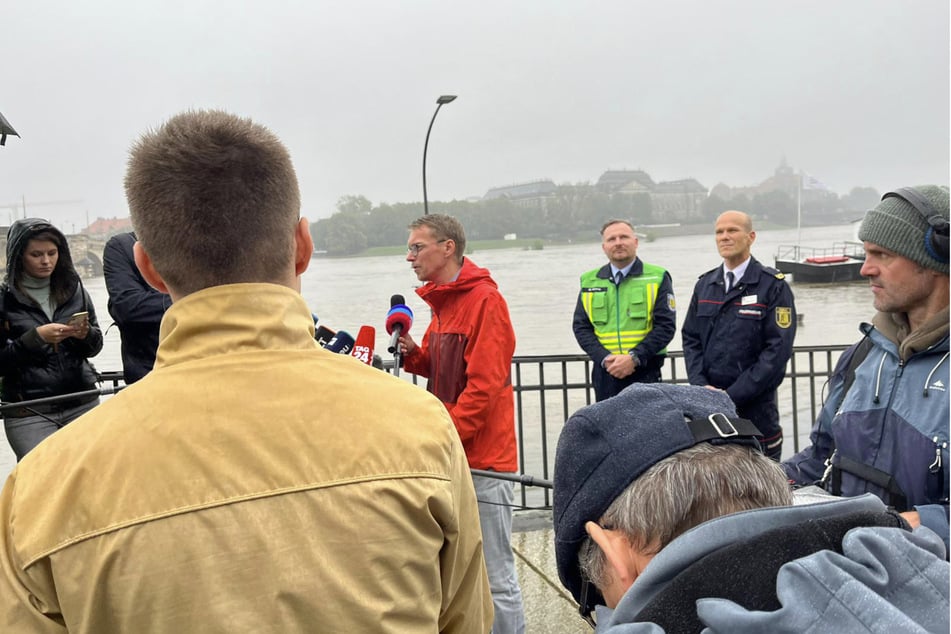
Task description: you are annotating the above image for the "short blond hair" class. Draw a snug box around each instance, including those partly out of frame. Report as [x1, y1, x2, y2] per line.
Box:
[409, 214, 467, 264]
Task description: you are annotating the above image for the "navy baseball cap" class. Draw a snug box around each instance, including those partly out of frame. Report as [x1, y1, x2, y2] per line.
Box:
[553, 383, 763, 614]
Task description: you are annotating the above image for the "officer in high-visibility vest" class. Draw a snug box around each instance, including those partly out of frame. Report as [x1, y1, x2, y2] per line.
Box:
[572, 219, 676, 401]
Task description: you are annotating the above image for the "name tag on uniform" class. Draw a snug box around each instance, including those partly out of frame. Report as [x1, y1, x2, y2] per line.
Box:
[741, 294, 758, 305]
[582, 287, 606, 293]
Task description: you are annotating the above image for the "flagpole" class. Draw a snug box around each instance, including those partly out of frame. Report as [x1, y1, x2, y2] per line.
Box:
[796, 171, 803, 252]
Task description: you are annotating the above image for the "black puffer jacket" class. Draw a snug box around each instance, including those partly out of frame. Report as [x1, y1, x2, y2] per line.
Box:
[0, 219, 103, 405]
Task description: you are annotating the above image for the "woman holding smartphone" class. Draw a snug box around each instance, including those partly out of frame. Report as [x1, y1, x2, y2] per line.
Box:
[0, 218, 103, 460]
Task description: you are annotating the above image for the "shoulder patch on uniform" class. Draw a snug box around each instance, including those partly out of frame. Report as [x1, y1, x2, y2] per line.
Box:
[667, 293, 676, 311]
[775, 307, 792, 328]
[774, 271, 786, 280]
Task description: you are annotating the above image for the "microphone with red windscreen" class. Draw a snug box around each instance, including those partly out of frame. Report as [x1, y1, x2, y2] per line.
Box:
[386, 295, 414, 377]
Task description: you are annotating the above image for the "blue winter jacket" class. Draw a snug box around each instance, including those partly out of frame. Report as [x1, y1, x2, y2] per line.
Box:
[593, 495, 949, 633]
[784, 316, 949, 545]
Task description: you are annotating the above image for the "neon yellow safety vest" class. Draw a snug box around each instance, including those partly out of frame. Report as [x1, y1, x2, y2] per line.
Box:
[579, 263, 669, 355]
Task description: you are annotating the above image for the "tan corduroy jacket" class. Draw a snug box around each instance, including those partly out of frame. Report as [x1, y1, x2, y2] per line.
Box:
[0, 283, 492, 633]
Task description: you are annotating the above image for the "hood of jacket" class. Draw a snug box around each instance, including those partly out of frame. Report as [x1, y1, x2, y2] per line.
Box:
[416, 257, 498, 310]
[4, 218, 78, 289]
[872, 306, 950, 362]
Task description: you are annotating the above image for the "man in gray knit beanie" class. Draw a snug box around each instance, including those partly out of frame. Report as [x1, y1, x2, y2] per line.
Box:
[857, 184, 949, 275]
[785, 185, 950, 549]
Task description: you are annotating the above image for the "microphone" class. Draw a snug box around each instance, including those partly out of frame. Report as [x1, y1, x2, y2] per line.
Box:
[314, 325, 336, 348]
[385, 295, 414, 354]
[351, 325, 376, 365]
[324, 330, 355, 355]
[386, 295, 414, 378]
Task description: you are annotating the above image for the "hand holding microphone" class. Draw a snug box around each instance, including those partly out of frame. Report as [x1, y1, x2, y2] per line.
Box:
[385, 295, 414, 377]
[386, 295, 414, 353]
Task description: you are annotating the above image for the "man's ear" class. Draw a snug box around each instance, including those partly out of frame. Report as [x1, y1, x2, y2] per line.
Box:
[133, 241, 170, 295]
[585, 521, 638, 589]
[294, 217, 313, 277]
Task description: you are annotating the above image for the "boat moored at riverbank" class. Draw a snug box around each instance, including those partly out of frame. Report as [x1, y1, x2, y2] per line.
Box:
[774, 242, 865, 283]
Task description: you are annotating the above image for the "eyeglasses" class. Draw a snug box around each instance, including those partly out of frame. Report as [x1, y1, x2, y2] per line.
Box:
[407, 239, 447, 256]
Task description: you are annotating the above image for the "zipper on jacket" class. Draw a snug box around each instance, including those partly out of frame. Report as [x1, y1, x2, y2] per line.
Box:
[614, 282, 623, 353]
[819, 449, 837, 488]
[930, 436, 946, 474]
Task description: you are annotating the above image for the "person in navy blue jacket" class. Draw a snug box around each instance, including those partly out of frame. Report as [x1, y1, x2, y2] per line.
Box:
[681, 211, 796, 461]
[103, 232, 170, 384]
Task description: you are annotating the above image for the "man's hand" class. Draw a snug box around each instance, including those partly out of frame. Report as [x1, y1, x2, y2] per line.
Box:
[398, 334, 418, 356]
[603, 354, 635, 379]
[899, 510, 921, 529]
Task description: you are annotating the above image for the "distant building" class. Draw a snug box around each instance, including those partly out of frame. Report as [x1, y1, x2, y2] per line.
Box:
[713, 157, 833, 206]
[84, 216, 133, 239]
[650, 178, 707, 221]
[595, 169, 707, 222]
[596, 170, 654, 193]
[482, 180, 556, 210]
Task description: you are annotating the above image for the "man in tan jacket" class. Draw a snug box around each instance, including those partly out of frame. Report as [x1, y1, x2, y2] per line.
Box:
[0, 110, 492, 633]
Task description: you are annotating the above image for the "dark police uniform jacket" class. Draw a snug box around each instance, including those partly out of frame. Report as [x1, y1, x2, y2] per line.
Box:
[681, 256, 796, 413]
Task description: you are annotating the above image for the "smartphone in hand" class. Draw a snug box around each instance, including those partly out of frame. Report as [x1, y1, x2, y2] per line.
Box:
[67, 312, 89, 328]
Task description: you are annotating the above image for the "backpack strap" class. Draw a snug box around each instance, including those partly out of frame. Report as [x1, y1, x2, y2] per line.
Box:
[824, 335, 910, 510]
[835, 335, 874, 412]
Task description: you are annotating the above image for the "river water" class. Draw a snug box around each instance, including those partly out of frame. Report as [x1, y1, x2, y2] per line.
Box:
[0, 223, 873, 476]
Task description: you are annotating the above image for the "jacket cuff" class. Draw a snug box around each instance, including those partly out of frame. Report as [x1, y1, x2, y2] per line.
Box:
[915, 504, 950, 551]
[21, 328, 47, 351]
[628, 349, 640, 368]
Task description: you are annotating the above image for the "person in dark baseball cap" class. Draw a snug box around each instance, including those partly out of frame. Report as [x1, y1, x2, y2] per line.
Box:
[553, 383, 948, 632]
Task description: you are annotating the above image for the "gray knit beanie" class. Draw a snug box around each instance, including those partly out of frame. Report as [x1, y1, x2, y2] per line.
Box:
[858, 184, 950, 274]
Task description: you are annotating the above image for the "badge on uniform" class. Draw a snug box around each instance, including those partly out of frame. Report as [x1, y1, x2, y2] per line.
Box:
[667, 293, 676, 311]
[775, 307, 792, 329]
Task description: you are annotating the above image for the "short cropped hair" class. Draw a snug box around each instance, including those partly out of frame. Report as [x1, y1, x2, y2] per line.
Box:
[409, 214, 466, 264]
[124, 110, 301, 295]
[600, 219, 635, 236]
[578, 443, 792, 591]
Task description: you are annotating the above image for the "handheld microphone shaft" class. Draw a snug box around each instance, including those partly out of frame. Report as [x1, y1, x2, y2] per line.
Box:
[469, 469, 554, 489]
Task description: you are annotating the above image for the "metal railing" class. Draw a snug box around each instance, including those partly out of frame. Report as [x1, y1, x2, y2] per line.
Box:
[4, 346, 852, 512]
[387, 344, 851, 510]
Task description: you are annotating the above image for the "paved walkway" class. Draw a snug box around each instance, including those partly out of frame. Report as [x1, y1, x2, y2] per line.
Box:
[512, 511, 591, 633]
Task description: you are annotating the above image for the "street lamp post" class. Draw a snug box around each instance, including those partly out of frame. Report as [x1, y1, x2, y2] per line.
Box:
[422, 95, 457, 215]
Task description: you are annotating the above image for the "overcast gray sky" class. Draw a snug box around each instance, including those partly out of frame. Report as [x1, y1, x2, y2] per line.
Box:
[1, 0, 948, 231]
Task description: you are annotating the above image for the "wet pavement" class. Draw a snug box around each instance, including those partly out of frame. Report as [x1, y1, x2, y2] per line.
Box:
[513, 511, 591, 634]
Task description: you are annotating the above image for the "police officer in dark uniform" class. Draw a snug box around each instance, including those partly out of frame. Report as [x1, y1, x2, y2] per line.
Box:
[682, 210, 796, 461]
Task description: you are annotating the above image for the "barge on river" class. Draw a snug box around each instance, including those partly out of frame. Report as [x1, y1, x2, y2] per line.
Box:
[774, 242, 865, 283]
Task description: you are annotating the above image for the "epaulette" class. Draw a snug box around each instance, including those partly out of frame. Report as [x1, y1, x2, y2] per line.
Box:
[762, 265, 785, 280]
